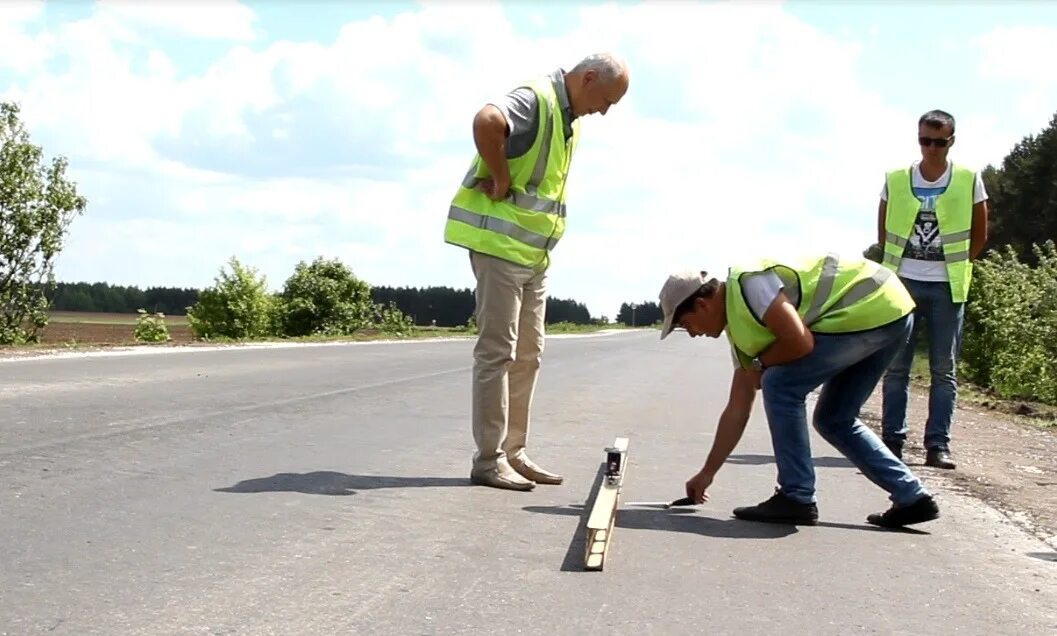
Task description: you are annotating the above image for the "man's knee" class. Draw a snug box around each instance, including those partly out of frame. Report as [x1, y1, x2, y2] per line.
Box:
[811, 408, 839, 439]
[885, 355, 912, 378]
[513, 311, 546, 365]
[811, 408, 825, 434]
[929, 362, 956, 383]
[512, 350, 541, 370]
[474, 327, 517, 369]
[928, 345, 958, 379]
[518, 331, 545, 359]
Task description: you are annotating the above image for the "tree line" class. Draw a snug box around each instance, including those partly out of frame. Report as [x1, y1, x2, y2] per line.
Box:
[50, 282, 200, 316]
[7, 93, 1057, 405]
[49, 280, 605, 326]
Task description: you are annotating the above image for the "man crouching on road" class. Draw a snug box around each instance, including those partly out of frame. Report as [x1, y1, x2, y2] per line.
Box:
[658, 253, 940, 528]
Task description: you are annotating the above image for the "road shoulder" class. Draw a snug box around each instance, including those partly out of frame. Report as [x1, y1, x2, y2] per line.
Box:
[861, 385, 1057, 555]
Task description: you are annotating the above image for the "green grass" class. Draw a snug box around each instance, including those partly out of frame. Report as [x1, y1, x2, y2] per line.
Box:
[909, 347, 1057, 429]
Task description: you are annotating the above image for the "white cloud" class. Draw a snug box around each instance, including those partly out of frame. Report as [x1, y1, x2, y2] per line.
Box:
[2, 1, 1052, 317]
[0, 1, 52, 75]
[976, 26, 1057, 82]
[94, 0, 257, 42]
[975, 26, 1057, 130]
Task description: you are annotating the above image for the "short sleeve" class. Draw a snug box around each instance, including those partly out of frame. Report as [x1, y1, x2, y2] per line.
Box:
[879, 180, 888, 202]
[740, 271, 784, 321]
[973, 172, 988, 204]
[487, 87, 539, 159]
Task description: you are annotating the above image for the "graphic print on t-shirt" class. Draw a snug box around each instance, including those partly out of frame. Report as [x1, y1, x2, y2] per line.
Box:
[882, 161, 987, 282]
[905, 185, 948, 262]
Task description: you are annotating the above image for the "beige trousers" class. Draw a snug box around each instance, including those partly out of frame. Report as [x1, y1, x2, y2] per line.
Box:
[469, 251, 547, 473]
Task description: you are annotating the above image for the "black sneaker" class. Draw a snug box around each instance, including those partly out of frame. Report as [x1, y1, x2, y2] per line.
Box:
[733, 489, 819, 525]
[867, 495, 940, 528]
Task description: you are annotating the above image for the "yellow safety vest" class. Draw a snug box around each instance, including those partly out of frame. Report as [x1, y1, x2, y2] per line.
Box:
[725, 253, 916, 369]
[444, 75, 579, 271]
[882, 164, 975, 302]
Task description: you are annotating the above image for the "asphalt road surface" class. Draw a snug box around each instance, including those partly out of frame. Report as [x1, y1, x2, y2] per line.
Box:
[2, 331, 1055, 635]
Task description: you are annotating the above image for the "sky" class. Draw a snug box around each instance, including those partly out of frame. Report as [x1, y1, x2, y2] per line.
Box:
[2, 0, 1056, 320]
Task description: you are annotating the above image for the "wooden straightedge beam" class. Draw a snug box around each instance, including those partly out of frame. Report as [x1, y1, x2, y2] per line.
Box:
[583, 436, 629, 571]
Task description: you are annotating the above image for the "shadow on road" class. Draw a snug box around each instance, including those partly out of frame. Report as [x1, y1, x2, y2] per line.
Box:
[214, 471, 469, 496]
[526, 492, 928, 571]
[545, 463, 606, 572]
[526, 503, 797, 542]
[728, 453, 856, 469]
[1027, 551, 1057, 563]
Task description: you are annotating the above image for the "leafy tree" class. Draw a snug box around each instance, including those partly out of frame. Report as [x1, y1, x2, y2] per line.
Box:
[981, 110, 1057, 264]
[50, 281, 200, 315]
[617, 301, 662, 326]
[187, 257, 274, 339]
[370, 284, 476, 327]
[0, 102, 87, 343]
[546, 297, 591, 324]
[277, 256, 376, 336]
[961, 242, 1057, 404]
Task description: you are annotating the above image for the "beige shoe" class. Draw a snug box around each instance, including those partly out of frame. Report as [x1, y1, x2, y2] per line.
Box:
[470, 467, 536, 491]
[510, 457, 564, 485]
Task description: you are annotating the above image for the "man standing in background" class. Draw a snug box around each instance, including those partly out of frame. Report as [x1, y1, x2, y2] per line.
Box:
[878, 109, 989, 470]
[444, 54, 630, 491]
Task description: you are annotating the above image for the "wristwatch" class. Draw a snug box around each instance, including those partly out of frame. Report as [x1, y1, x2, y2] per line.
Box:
[751, 357, 766, 372]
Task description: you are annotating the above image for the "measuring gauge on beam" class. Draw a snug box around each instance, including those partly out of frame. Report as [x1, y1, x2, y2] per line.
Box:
[604, 446, 623, 484]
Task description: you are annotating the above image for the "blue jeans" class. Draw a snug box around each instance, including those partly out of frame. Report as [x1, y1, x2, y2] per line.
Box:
[881, 278, 965, 452]
[761, 314, 929, 507]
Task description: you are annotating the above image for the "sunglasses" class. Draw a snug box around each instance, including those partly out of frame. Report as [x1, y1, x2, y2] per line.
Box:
[919, 135, 952, 148]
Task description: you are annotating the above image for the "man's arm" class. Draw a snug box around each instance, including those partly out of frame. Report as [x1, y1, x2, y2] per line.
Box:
[877, 198, 887, 246]
[970, 200, 989, 259]
[700, 368, 757, 475]
[685, 368, 756, 502]
[472, 105, 511, 200]
[756, 291, 814, 368]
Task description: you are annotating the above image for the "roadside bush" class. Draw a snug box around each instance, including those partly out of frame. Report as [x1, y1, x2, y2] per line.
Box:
[134, 309, 170, 343]
[374, 301, 415, 337]
[277, 257, 376, 337]
[962, 241, 1057, 404]
[186, 257, 275, 340]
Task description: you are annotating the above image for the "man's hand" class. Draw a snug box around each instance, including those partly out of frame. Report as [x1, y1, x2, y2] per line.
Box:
[472, 105, 512, 203]
[685, 469, 714, 504]
[476, 176, 510, 201]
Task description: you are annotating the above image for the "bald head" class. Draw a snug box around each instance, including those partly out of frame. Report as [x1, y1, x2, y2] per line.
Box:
[570, 53, 629, 82]
[565, 52, 629, 117]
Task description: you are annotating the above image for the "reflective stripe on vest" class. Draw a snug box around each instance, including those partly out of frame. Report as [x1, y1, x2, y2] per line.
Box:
[724, 253, 914, 368]
[882, 228, 972, 268]
[459, 172, 567, 216]
[882, 164, 975, 301]
[443, 74, 574, 269]
[801, 253, 896, 326]
[447, 206, 559, 250]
